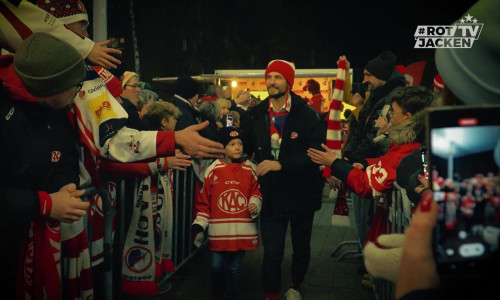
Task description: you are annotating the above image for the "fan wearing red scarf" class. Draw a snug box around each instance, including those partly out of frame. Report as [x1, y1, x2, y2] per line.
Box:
[0, 33, 90, 300]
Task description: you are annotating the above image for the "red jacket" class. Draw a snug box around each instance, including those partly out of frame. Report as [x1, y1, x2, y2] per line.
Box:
[308, 94, 324, 113]
[332, 143, 421, 199]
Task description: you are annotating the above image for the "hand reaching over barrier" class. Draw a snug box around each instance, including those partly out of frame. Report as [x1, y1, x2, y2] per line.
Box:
[167, 149, 192, 171]
[86, 40, 122, 69]
[175, 121, 225, 159]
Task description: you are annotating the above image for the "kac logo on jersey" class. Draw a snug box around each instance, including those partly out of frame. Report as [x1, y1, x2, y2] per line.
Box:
[218, 189, 247, 214]
[414, 13, 483, 48]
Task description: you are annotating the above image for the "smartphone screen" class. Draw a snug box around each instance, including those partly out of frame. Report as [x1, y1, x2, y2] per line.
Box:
[226, 114, 234, 127]
[428, 105, 500, 274]
[421, 146, 429, 180]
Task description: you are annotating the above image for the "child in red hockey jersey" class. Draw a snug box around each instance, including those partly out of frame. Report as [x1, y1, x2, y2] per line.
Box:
[192, 126, 262, 300]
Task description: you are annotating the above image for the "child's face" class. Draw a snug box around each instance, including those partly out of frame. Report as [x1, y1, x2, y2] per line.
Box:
[220, 104, 230, 116]
[161, 116, 177, 131]
[225, 138, 243, 163]
[233, 119, 240, 129]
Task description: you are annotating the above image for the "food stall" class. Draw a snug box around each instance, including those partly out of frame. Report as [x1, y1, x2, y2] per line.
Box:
[153, 68, 355, 118]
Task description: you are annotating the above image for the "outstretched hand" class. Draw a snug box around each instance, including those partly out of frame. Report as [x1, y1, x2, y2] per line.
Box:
[175, 121, 225, 159]
[396, 191, 440, 299]
[307, 143, 337, 166]
[86, 40, 122, 69]
[166, 149, 192, 171]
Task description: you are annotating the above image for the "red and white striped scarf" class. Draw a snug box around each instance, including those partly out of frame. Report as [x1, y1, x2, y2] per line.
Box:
[323, 58, 346, 177]
[17, 220, 93, 300]
[324, 58, 350, 227]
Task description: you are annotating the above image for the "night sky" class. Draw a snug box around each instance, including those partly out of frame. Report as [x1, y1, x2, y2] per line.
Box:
[92, 0, 478, 95]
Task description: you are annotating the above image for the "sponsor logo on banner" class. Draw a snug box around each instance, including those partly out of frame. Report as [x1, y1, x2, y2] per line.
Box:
[414, 13, 483, 48]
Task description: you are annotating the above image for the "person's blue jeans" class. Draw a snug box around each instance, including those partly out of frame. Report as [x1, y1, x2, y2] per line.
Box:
[211, 250, 245, 299]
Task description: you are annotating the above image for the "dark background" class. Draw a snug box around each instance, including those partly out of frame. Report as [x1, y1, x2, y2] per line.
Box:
[84, 0, 478, 96]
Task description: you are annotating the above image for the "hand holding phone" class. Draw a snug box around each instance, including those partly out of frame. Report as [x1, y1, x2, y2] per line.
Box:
[226, 114, 234, 127]
[428, 105, 500, 277]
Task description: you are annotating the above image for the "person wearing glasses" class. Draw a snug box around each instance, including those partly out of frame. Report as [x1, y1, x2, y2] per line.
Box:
[120, 71, 144, 130]
[0, 32, 91, 300]
[307, 86, 434, 200]
[372, 86, 428, 153]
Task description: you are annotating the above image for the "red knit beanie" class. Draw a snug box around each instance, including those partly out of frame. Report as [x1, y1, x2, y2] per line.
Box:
[265, 60, 295, 87]
[433, 74, 444, 91]
[395, 65, 406, 76]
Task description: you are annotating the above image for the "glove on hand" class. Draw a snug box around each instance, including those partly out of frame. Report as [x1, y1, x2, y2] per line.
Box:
[364, 233, 405, 283]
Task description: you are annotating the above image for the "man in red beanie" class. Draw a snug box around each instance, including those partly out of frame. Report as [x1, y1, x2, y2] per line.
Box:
[249, 59, 325, 300]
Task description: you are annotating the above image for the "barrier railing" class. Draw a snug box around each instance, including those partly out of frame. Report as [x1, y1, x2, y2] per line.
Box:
[331, 192, 373, 260]
[61, 186, 114, 300]
[370, 183, 414, 300]
[330, 183, 414, 300]
[101, 167, 201, 298]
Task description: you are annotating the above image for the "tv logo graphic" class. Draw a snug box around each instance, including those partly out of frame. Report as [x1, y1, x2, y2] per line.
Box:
[414, 13, 483, 48]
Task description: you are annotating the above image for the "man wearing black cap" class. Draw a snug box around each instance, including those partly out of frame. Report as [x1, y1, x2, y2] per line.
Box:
[343, 50, 406, 161]
[168, 75, 201, 130]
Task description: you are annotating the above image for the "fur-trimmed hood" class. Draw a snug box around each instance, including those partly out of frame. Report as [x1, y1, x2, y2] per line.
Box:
[389, 99, 439, 145]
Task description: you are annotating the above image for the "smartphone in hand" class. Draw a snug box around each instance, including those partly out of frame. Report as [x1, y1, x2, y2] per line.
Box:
[427, 105, 500, 276]
[226, 114, 234, 127]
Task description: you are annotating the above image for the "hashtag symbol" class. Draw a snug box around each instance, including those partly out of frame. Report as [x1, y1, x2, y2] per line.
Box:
[419, 27, 425, 34]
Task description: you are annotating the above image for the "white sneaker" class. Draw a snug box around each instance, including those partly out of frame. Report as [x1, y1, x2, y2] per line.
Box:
[285, 288, 302, 300]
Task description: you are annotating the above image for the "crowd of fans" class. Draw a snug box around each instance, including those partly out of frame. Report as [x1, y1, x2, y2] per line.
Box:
[0, 0, 499, 300]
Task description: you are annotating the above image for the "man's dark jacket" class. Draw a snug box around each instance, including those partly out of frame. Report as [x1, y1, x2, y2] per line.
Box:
[344, 69, 406, 160]
[249, 92, 325, 218]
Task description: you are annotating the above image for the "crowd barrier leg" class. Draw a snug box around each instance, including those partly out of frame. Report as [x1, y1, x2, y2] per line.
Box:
[331, 192, 372, 261]
[60, 186, 114, 300]
[99, 187, 113, 300]
[370, 186, 411, 300]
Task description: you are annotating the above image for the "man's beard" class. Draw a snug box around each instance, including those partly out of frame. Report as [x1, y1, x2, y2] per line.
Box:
[269, 90, 287, 99]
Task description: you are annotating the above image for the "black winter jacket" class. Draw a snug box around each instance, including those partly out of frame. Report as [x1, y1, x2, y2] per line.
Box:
[249, 92, 325, 217]
[344, 69, 406, 160]
[0, 78, 79, 295]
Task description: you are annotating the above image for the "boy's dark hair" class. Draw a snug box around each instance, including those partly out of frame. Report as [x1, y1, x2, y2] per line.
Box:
[392, 86, 434, 116]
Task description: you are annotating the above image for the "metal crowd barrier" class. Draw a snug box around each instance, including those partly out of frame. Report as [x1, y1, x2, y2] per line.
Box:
[331, 192, 373, 261]
[104, 167, 201, 298]
[61, 186, 113, 300]
[58, 163, 202, 300]
[370, 182, 415, 300]
[330, 183, 415, 300]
